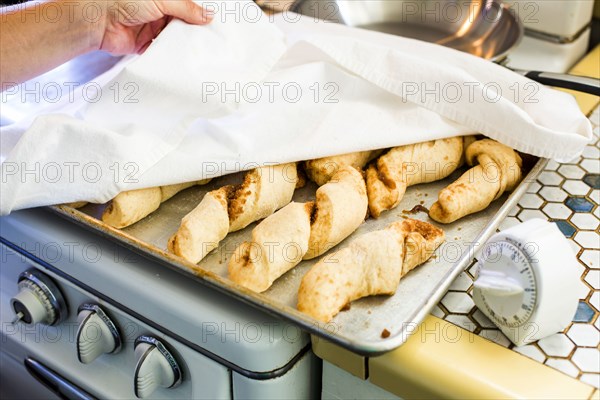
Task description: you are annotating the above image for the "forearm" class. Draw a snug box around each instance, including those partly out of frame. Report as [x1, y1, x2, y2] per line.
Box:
[0, 0, 104, 88]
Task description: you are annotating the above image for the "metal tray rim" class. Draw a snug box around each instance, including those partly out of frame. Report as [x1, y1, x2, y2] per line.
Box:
[48, 157, 548, 356]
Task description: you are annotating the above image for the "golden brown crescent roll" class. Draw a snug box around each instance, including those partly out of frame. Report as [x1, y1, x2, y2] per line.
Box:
[228, 202, 312, 292]
[167, 187, 230, 264]
[366, 137, 465, 218]
[305, 150, 382, 186]
[304, 166, 368, 259]
[169, 164, 298, 264]
[102, 179, 211, 229]
[228, 166, 368, 292]
[297, 219, 445, 323]
[429, 139, 523, 224]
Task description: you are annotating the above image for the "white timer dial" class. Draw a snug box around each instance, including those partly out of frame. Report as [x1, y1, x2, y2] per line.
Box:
[473, 219, 580, 346]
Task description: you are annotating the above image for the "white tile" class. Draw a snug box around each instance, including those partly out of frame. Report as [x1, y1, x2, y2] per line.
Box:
[499, 217, 521, 231]
[567, 323, 600, 347]
[596, 316, 600, 331]
[585, 270, 600, 290]
[575, 280, 593, 301]
[448, 272, 472, 291]
[563, 155, 583, 165]
[430, 305, 445, 318]
[467, 262, 480, 279]
[441, 292, 474, 314]
[569, 240, 582, 257]
[570, 214, 600, 231]
[539, 187, 567, 202]
[580, 250, 599, 269]
[572, 348, 600, 373]
[579, 373, 600, 389]
[444, 315, 476, 332]
[513, 344, 546, 363]
[478, 329, 511, 347]
[545, 160, 561, 171]
[472, 309, 496, 329]
[545, 359, 580, 378]
[507, 205, 519, 217]
[581, 159, 600, 174]
[562, 180, 591, 196]
[517, 209, 548, 222]
[595, 207, 600, 219]
[591, 292, 599, 312]
[573, 259, 587, 279]
[574, 231, 600, 249]
[582, 145, 600, 160]
[518, 193, 545, 208]
[558, 165, 586, 179]
[542, 203, 572, 220]
[538, 333, 575, 357]
[538, 171, 564, 186]
[590, 190, 599, 205]
[526, 181, 541, 194]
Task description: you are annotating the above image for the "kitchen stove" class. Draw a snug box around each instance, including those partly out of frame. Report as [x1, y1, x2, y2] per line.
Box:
[0, 208, 320, 399]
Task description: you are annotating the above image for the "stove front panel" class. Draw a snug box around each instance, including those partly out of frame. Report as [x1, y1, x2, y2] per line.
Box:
[1, 243, 231, 399]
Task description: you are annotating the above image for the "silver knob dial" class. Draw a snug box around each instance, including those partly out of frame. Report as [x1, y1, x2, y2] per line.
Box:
[76, 304, 122, 364]
[10, 269, 67, 326]
[134, 336, 182, 399]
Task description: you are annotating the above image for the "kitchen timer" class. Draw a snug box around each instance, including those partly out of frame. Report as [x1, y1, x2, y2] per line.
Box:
[472, 219, 580, 346]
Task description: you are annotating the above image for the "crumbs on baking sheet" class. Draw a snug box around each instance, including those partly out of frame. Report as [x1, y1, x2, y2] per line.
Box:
[403, 204, 429, 214]
[381, 329, 391, 339]
[367, 310, 372, 314]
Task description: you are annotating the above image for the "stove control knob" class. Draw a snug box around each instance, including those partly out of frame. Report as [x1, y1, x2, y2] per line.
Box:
[10, 269, 67, 326]
[134, 336, 182, 398]
[76, 304, 122, 364]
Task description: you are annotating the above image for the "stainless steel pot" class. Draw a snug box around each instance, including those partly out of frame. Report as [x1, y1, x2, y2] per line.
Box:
[290, 0, 600, 95]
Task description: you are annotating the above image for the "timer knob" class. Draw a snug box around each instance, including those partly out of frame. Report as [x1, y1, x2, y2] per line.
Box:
[473, 219, 580, 346]
[76, 304, 122, 364]
[10, 269, 67, 326]
[133, 336, 182, 398]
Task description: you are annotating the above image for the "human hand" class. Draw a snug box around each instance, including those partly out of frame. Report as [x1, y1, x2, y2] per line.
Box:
[98, 0, 213, 54]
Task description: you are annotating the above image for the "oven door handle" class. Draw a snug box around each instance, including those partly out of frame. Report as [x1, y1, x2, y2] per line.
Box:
[24, 358, 95, 400]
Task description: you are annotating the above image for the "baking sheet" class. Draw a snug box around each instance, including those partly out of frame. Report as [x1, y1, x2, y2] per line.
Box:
[49, 158, 546, 355]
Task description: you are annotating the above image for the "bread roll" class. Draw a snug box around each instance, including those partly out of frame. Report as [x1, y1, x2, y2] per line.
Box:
[228, 202, 312, 292]
[297, 219, 445, 323]
[102, 180, 211, 229]
[305, 150, 382, 186]
[430, 139, 523, 224]
[304, 166, 368, 259]
[229, 164, 298, 232]
[229, 166, 368, 292]
[366, 137, 465, 218]
[169, 164, 298, 264]
[167, 187, 230, 264]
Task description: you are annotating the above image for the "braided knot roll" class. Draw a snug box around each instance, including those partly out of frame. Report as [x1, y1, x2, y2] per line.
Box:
[430, 139, 523, 224]
[366, 137, 466, 218]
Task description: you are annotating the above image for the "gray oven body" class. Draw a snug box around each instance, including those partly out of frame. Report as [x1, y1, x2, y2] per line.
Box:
[0, 208, 320, 399]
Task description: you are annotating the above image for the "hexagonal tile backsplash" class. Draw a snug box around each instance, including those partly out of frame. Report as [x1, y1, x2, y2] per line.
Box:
[436, 105, 600, 389]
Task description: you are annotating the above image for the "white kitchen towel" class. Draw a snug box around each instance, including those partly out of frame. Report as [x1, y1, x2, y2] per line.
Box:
[0, 1, 592, 214]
